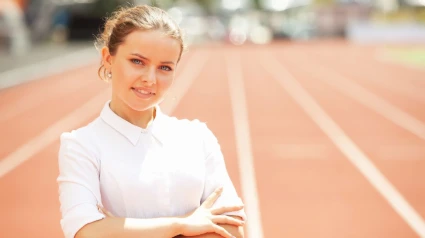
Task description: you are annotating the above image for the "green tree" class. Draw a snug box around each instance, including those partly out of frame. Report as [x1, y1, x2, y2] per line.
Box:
[253, 0, 262, 9]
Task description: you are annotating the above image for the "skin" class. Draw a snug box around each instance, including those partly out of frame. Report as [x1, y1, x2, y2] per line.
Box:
[102, 29, 180, 129]
[75, 29, 245, 238]
[98, 190, 245, 238]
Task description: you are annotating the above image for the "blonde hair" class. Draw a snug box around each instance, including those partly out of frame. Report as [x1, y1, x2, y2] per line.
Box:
[95, 4, 186, 81]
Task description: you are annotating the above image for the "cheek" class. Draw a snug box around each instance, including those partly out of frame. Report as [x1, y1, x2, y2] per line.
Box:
[113, 62, 137, 86]
[157, 74, 174, 92]
[118, 62, 134, 76]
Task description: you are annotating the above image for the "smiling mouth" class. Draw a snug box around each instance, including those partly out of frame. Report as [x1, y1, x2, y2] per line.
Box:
[132, 87, 156, 95]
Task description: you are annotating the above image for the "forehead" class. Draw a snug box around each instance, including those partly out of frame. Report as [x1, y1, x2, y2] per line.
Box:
[119, 30, 181, 62]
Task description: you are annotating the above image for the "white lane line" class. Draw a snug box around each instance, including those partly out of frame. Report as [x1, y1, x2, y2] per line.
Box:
[0, 50, 208, 178]
[311, 48, 425, 104]
[287, 54, 425, 141]
[0, 89, 111, 178]
[259, 50, 425, 237]
[225, 51, 264, 238]
[0, 47, 98, 89]
[0, 67, 96, 124]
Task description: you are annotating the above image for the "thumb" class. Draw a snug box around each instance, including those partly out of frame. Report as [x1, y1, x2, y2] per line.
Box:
[201, 187, 223, 208]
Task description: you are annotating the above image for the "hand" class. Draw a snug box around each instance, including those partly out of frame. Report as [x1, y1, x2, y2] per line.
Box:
[179, 187, 244, 238]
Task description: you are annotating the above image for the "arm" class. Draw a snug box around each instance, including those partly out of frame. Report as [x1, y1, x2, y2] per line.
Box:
[197, 123, 247, 237]
[75, 216, 183, 238]
[87, 214, 243, 238]
[175, 216, 244, 238]
[58, 132, 242, 238]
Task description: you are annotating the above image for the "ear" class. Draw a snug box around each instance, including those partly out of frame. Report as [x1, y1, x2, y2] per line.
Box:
[101, 46, 113, 68]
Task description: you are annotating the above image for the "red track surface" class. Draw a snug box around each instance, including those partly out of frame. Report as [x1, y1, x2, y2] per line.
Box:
[1, 40, 424, 238]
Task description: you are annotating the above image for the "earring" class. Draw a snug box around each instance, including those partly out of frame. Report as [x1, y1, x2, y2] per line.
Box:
[107, 72, 112, 78]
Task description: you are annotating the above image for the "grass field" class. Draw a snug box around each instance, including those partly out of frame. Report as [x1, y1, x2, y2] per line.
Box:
[382, 46, 425, 68]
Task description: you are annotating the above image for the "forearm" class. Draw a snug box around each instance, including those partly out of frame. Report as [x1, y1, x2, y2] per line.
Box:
[175, 224, 244, 238]
[175, 234, 221, 238]
[76, 216, 183, 238]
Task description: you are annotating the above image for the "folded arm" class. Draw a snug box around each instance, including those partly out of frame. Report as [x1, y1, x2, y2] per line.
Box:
[78, 215, 243, 238]
[75, 216, 183, 238]
[175, 215, 244, 238]
[57, 124, 246, 238]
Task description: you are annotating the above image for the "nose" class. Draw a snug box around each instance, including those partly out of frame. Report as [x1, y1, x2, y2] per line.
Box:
[142, 67, 156, 85]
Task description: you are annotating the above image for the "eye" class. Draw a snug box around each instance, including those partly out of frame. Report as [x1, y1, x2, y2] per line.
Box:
[131, 59, 144, 65]
[160, 65, 173, 71]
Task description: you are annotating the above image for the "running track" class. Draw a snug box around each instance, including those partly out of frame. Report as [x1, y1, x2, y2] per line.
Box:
[1, 40, 425, 238]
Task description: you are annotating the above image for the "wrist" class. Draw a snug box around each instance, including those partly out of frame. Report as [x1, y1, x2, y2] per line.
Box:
[172, 217, 187, 236]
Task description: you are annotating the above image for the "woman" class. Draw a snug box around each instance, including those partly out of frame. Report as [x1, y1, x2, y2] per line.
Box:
[56, 4, 246, 238]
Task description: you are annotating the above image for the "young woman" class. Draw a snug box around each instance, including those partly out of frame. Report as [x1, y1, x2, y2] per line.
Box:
[56, 4, 246, 238]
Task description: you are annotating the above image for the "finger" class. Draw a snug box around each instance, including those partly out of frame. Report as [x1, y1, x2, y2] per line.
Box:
[201, 187, 223, 208]
[212, 215, 245, 226]
[213, 224, 234, 238]
[211, 205, 244, 215]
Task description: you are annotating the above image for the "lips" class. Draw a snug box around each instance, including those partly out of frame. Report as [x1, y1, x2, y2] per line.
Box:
[131, 87, 156, 99]
[132, 87, 156, 95]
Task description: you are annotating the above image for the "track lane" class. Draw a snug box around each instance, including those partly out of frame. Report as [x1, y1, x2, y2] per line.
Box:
[305, 45, 425, 122]
[272, 44, 425, 235]
[1, 40, 424, 238]
[240, 45, 418, 238]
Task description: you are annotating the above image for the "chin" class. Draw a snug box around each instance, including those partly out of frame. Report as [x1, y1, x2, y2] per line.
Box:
[127, 99, 158, 112]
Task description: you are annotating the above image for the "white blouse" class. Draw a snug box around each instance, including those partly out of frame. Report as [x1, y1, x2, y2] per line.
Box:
[57, 100, 246, 238]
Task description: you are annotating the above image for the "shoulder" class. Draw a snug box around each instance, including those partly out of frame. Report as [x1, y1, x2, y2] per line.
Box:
[161, 113, 217, 142]
[159, 113, 220, 158]
[60, 118, 99, 144]
[59, 118, 101, 162]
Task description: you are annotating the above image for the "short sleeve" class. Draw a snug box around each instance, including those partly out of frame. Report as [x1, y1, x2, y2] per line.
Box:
[57, 132, 105, 238]
[199, 123, 247, 221]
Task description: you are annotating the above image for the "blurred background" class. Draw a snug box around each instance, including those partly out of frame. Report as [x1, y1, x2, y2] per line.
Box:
[1, 0, 425, 58]
[1, 0, 425, 78]
[1, 0, 425, 238]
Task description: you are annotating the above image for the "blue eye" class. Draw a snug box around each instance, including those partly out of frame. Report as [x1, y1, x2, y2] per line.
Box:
[160, 66, 172, 71]
[131, 59, 143, 65]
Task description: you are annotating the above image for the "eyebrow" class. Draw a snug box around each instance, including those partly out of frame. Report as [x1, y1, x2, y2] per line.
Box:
[130, 53, 175, 65]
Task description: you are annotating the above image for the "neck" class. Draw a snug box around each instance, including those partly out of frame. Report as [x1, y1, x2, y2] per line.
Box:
[109, 99, 155, 129]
